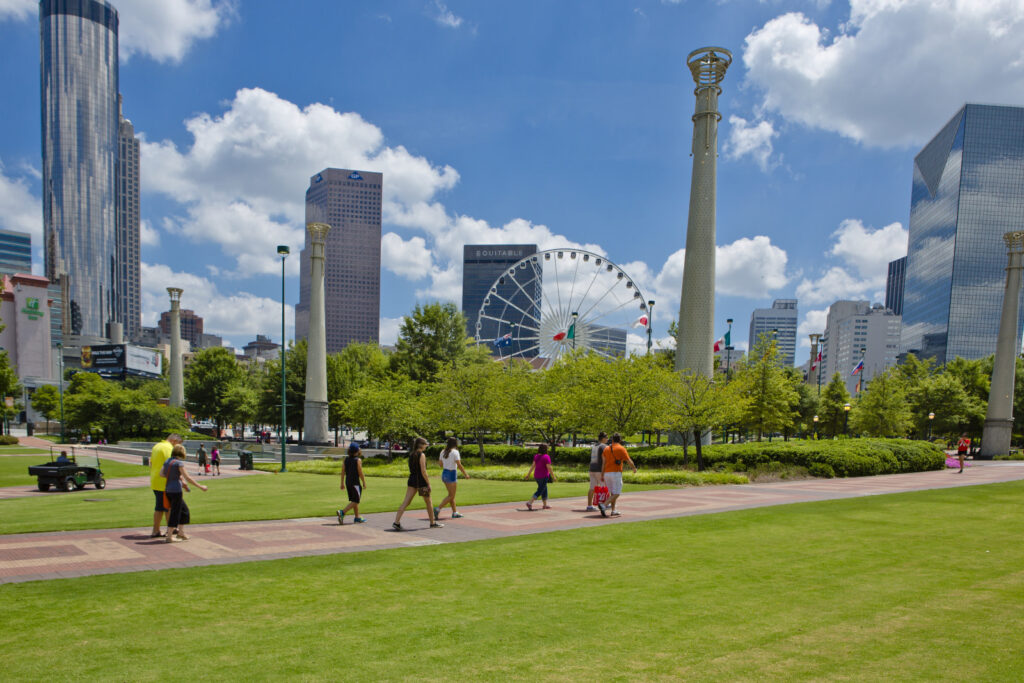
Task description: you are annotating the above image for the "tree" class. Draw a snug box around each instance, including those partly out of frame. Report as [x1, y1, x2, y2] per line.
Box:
[569, 354, 669, 437]
[0, 350, 20, 434]
[429, 360, 510, 462]
[341, 377, 424, 456]
[907, 372, 985, 440]
[31, 384, 61, 433]
[659, 371, 742, 470]
[184, 346, 243, 435]
[819, 373, 852, 438]
[733, 333, 797, 440]
[390, 302, 470, 382]
[784, 367, 819, 439]
[327, 343, 390, 443]
[257, 339, 308, 440]
[508, 360, 581, 450]
[850, 369, 912, 437]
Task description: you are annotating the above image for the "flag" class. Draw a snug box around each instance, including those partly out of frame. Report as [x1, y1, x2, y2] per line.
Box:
[552, 331, 566, 341]
[856, 377, 862, 394]
[811, 350, 821, 370]
[713, 337, 724, 353]
[554, 322, 576, 342]
[493, 333, 513, 348]
[632, 314, 649, 329]
[851, 359, 864, 375]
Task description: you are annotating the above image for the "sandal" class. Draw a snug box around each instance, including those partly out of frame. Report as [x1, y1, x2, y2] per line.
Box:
[392, 522, 403, 531]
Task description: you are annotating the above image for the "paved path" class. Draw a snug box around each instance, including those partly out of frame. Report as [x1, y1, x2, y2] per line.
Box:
[2, 463, 1023, 585]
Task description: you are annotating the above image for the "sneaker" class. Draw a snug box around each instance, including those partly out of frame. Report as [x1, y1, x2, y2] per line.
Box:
[337, 509, 345, 525]
[392, 522, 403, 531]
[430, 522, 445, 528]
[598, 503, 607, 517]
[353, 517, 367, 523]
[585, 506, 596, 512]
[610, 510, 621, 517]
[526, 500, 533, 511]
[452, 512, 464, 519]
[433, 507, 441, 520]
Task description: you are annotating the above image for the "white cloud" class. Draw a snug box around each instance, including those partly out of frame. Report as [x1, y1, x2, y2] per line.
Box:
[140, 262, 292, 342]
[0, 0, 33, 21]
[431, 1, 464, 28]
[117, 0, 234, 64]
[0, 160, 40, 243]
[742, 1, 1024, 147]
[797, 307, 828, 345]
[379, 317, 403, 346]
[725, 115, 778, 171]
[139, 219, 160, 247]
[381, 232, 431, 280]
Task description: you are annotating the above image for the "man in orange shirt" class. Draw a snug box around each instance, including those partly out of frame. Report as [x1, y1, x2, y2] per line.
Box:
[600, 433, 637, 517]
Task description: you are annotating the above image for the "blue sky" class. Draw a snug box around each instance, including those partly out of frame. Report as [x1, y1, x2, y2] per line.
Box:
[1, 0, 1022, 356]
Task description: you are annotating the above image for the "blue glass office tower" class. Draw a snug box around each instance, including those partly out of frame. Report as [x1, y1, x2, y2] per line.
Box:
[885, 256, 905, 316]
[900, 104, 1024, 364]
[40, 0, 119, 338]
[0, 229, 33, 275]
[462, 244, 538, 355]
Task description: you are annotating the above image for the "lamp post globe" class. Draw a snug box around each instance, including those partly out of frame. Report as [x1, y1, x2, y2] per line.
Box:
[812, 414, 818, 440]
[928, 411, 935, 441]
[843, 403, 851, 436]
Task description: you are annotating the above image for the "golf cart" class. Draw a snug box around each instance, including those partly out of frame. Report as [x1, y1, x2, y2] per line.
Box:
[28, 448, 106, 492]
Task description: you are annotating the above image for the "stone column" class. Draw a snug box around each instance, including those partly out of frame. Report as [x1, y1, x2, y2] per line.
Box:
[302, 222, 331, 444]
[167, 287, 184, 407]
[980, 231, 1024, 458]
[676, 47, 732, 381]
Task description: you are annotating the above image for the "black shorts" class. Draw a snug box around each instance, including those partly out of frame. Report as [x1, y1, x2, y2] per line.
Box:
[153, 490, 168, 512]
[346, 484, 362, 503]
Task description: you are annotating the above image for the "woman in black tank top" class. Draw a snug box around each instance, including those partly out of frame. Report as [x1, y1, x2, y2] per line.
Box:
[393, 437, 442, 531]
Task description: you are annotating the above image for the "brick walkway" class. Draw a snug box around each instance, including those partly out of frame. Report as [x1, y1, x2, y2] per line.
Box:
[2, 462, 1023, 584]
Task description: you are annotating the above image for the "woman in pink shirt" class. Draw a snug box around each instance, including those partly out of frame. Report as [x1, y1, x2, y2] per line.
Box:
[524, 443, 555, 510]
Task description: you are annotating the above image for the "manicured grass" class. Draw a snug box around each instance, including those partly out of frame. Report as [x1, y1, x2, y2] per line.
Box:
[0, 455, 149, 488]
[3, 482, 1024, 680]
[0, 471, 669, 535]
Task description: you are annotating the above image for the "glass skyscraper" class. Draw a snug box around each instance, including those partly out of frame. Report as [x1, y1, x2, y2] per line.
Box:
[297, 168, 382, 352]
[462, 244, 538, 354]
[0, 229, 32, 275]
[899, 104, 1024, 364]
[40, 0, 119, 339]
[885, 256, 906, 316]
[117, 95, 140, 341]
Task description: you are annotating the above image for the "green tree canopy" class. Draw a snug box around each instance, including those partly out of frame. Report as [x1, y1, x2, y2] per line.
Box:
[850, 369, 912, 437]
[733, 333, 798, 440]
[819, 372, 852, 438]
[30, 384, 61, 429]
[341, 377, 424, 455]
[658, 371, 743, 470]
[390, 302, 470, 382]
[428, 360, 510, 462]
[184, 346, 243, 432]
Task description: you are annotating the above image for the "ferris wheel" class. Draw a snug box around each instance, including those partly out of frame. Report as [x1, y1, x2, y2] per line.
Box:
[474, 248, 651, 369]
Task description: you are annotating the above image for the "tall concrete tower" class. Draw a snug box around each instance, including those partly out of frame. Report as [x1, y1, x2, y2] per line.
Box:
[675, 47, 732, 381]
[167, 287, 184, 407]
[302, 222, 331, 445]
[980, 231, 1024, 458]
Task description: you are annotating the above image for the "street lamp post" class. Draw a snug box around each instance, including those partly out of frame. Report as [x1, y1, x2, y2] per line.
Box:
[725, 318, 734, 382]
[56, 342, 65, 443]
[277, 245, 290, 472]
[843, 403, 851, 436]
[646, 300, 656, 355]
[813, 414, 819, 440]
[571, 311, 578, 351]
[928, 411, 935, 441]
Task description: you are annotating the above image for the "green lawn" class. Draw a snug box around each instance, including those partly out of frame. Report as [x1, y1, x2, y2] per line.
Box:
[0, 472, 668, 534]
[2, 482, 1023, 680]
[0, 455, 149, 488]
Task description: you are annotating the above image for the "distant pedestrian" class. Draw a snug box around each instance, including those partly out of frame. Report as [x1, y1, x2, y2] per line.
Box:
[210, 445, 221, 476]
[525, 443, 554, 510]
[587, 432, 608, 512]
[338, 442, 367, 524]
[393, 437, 442, 530]
[197, 443, 208, 475]
[435, 436, 470, 520]
[162, 444, 208, 542]
[148, 433, 182, 538]
[599, 433, 636, 517]
[957, 433, 971, 473]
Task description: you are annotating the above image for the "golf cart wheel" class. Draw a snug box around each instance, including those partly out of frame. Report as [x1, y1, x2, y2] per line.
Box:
[75, 481, 86, 490]
[95, 477, 106, 489]
[38, 481, 50, 492]
[63, 478, 75, 492]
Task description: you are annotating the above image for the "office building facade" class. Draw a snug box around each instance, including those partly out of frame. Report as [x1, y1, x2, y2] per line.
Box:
[900, 104, 1024, 364]
[748, 299, 798, 366]
[0, 229, 32, 275]
[116, 96, 141, 341]
[462, 244, 539, 354]
[819, 301, 901, 396]
[40, 0, 120, 339]
[159, 308, 203, 349]
[297, 169, 382, 351]
[885, 256, 906, 317]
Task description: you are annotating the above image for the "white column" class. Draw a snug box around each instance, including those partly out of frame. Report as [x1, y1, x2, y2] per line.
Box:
[167, 287, 184, 407]
[980, 231, 1024, 458]
[303, 223, 331, 444]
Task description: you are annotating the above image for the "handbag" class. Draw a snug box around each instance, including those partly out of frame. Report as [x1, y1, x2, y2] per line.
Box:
[593, 485, 610, 506]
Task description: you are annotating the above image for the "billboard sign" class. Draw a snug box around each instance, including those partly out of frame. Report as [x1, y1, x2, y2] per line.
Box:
[125, 345, 162, 378]
[80, 344, 162, 380]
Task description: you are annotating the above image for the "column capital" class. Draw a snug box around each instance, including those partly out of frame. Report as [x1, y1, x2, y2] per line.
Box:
[1003, 231, 1024, 252]
[306, 222, 331, 244]
[167, 287, 183, 304]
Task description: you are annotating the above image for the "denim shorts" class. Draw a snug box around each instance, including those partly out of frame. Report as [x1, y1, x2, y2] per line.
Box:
[442, 469, 458, 483]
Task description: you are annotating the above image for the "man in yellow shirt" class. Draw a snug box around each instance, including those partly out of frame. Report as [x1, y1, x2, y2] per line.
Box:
[150, 434, 183, 537]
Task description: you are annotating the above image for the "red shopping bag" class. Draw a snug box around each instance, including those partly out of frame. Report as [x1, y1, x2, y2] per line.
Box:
[593, 486, 610, 506]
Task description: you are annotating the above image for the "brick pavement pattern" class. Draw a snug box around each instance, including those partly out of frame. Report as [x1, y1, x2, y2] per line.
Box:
[2, 463, 1023, 584]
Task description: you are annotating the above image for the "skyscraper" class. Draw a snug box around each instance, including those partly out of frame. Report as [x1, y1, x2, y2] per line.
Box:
[297, 168, 382, 351]
[40, 0, 120, 340]
[0, 229, 32, 275]
[748, 299, 797, 366]
[885, 256, 906, 317]
[462, 244, 538, 351]
[117, 95, 140, 341]
[819, 301, 901, 395]
[159, 308, 203, 349]
[900, 104, 1024, 364]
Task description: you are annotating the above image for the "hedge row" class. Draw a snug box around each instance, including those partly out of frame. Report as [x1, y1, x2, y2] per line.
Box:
[425, 439, 945, 478]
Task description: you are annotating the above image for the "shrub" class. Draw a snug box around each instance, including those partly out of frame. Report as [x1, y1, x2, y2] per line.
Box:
[807, 462, 836, 478]
[0, 435, 19, 445]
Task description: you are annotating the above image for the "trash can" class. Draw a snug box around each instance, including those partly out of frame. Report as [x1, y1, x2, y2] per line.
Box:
[26, 422, 34, 436]
[238, 450, 253, 470]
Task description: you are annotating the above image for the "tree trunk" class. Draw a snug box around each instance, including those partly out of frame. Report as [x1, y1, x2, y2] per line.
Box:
[477, 431, 486, 464]
[693, 428, 705, 472]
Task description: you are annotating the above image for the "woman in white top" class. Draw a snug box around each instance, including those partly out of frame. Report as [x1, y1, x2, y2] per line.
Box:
[434, 436, 470, 520]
